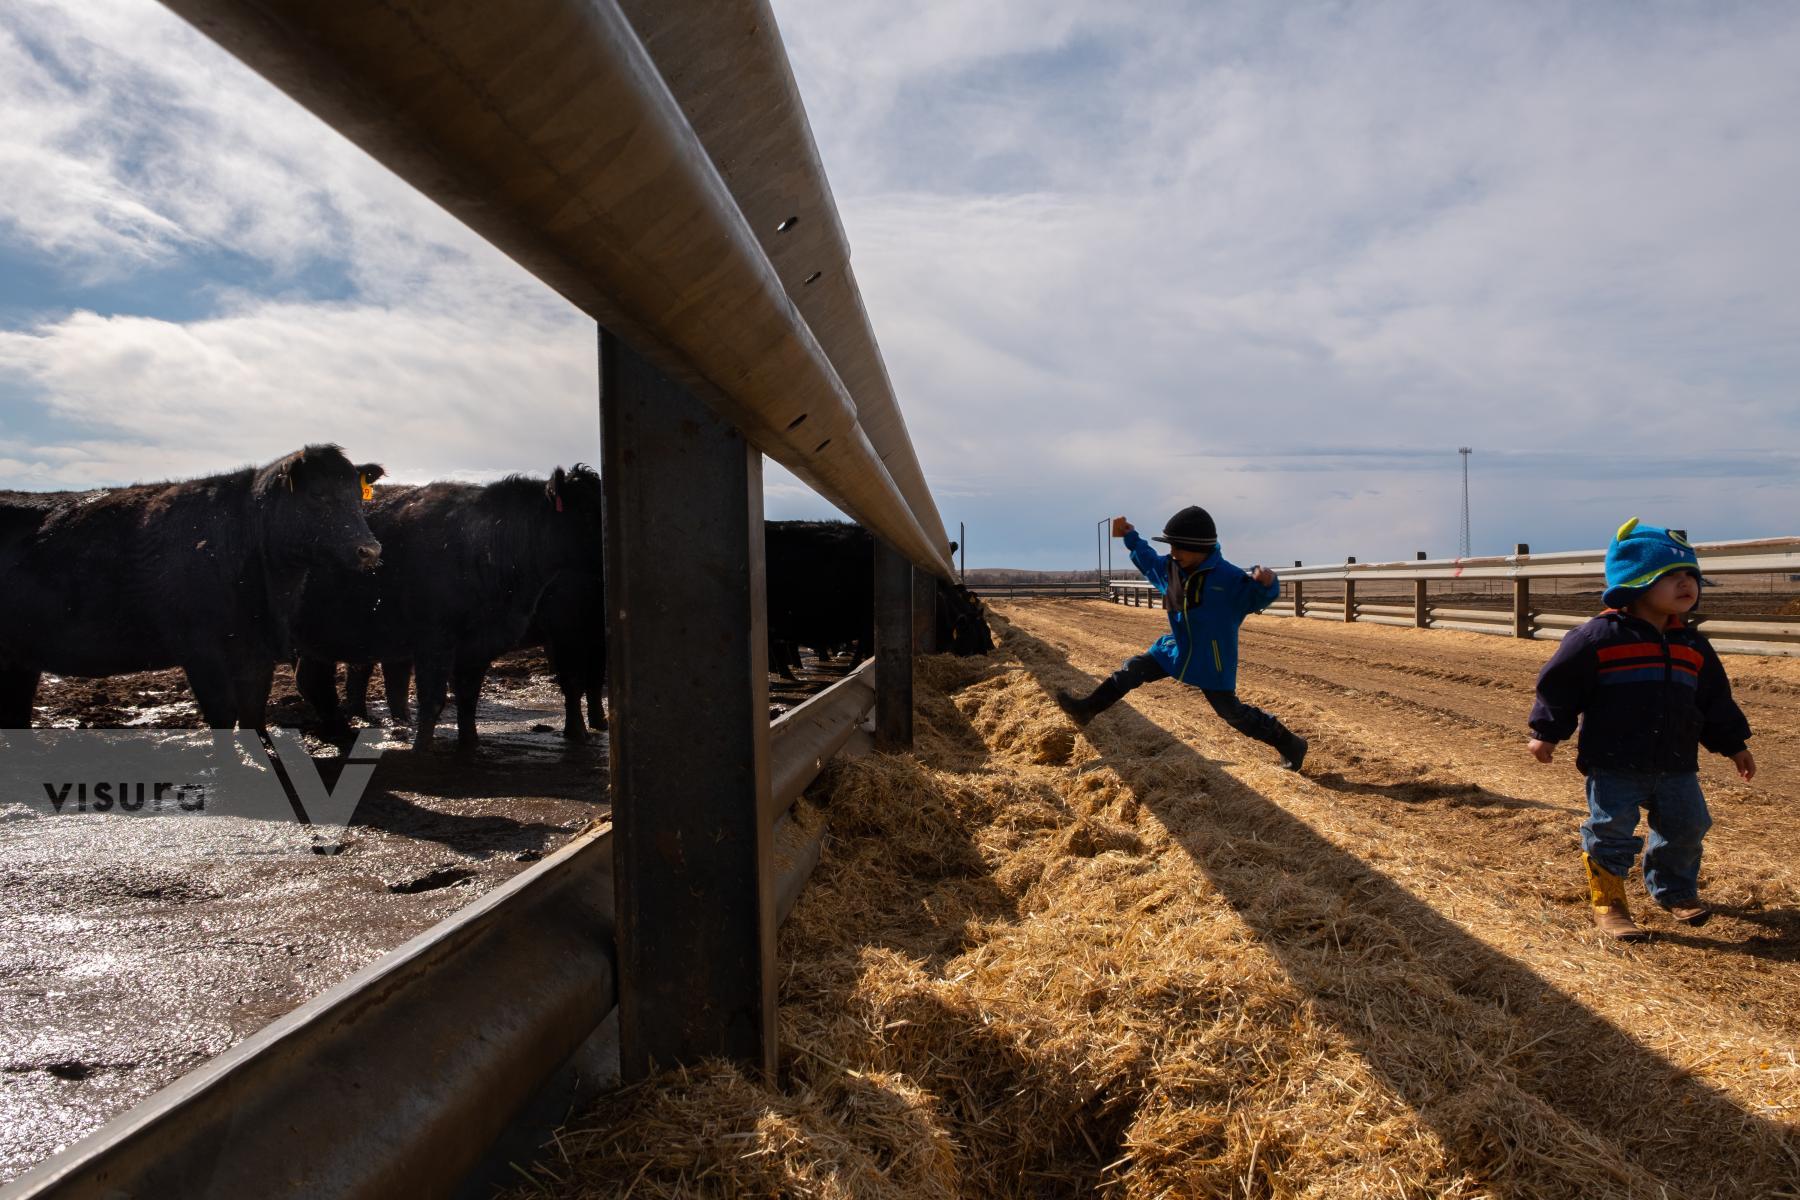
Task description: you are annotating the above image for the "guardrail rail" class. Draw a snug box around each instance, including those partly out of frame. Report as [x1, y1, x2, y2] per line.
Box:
[1103, 538, 1800, 656]
[969, 581, 1110, 600]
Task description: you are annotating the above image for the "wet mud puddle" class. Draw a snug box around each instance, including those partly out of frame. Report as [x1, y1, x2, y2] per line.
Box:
[0, 657, 607, 1182]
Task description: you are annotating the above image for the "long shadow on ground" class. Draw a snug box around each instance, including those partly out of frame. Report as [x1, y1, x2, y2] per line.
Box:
[1006, 620, 1799, 1196]
[1308, 770, 1566, 812]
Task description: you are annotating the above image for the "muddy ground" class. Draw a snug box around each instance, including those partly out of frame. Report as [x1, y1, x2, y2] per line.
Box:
[0, 650, 850, 1183]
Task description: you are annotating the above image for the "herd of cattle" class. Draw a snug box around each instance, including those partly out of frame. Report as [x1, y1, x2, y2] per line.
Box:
[0, 445, 992, 750]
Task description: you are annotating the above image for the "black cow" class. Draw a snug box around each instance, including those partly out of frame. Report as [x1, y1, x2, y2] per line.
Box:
[293, 466, 603, 751]
[766, 520, 874, 669]
[0, 445, 383, 730]
[937, 580, 995, 656]
[764, 520, 993, 664]
[342, 567, 607, 740]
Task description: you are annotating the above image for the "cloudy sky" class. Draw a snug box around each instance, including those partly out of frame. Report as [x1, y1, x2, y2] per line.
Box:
[2, 1, 1796, 569]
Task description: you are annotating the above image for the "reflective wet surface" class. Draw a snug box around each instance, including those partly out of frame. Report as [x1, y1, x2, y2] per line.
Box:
[0, 658, 608, 1182]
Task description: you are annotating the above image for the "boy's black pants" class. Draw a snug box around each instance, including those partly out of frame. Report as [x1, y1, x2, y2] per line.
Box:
[1086, 653, 1293, 748]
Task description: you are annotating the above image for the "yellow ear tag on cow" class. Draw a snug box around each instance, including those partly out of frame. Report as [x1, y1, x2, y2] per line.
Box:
[359, 474, 373, 502]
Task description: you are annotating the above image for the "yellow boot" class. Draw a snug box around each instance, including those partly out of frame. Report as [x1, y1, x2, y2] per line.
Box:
[1585, 854, 1648, 942]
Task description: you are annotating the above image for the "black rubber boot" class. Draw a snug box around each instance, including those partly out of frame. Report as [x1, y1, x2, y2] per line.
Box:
[1055, 678, 1126, 727]
[1275, 729, 1309, 772]
[1054, 689, 1100, 726]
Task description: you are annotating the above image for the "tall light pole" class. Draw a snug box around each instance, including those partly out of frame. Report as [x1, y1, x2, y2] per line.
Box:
[1458, 447, 1473, 557]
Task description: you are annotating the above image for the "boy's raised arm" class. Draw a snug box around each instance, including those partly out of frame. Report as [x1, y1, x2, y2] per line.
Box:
[1235, 565, 1280, 615]
[1120, 522, 1169, 593]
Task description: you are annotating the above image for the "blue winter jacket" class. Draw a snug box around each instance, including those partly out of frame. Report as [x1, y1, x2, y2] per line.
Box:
[1124, 529, 1279, 690]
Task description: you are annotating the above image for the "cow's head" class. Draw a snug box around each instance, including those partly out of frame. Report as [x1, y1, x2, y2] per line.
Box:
[254, 445, 383, 573]
[544, 463, 604, 570]
[353, 462, 385, 503]
[937, 581, 994, 656]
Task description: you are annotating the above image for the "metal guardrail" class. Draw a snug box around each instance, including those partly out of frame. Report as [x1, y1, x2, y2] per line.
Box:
[153, 0, 956, 1107]
[765, 658, 875, 828]
[1269, 536, 1800, 583]
[1104, 537, 1800, 656]
[1105, 579, 1167, 609]
[617, 0, 952, 576]
[969, 581, 1110, 600]
[3, 664, 875, 1200]
[159, 0, 953, 578]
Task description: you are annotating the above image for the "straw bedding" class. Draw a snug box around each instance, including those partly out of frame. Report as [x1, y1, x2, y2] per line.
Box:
[510, 615, 1797, 1199]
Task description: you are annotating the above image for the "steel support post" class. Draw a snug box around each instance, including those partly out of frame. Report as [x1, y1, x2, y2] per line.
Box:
[1513, 543, 1532, 639]
[600, 329, 775, 1082]
[1344, 557, 1357, 622]
[913, 567, 938, 654]
[1292, 561, 1304, 618]
[1415, 551, 1429, 627]
[874, 540, 914, 751]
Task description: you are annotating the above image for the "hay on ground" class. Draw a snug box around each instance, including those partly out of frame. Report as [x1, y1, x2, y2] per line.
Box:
[507, 624, 1798, 1199]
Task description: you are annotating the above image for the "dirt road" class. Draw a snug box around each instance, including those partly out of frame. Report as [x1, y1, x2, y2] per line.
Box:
[1006, 600, 1800, 1057]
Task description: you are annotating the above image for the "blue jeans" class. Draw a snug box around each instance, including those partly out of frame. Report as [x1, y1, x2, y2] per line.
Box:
[1581, 770, 1712, 903]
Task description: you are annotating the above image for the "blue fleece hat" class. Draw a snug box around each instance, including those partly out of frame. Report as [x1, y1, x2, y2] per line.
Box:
[1603, 518, 1700, 608]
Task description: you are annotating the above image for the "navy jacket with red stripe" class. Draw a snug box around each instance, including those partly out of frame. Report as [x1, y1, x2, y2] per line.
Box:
[1528, 610, 1751, 775]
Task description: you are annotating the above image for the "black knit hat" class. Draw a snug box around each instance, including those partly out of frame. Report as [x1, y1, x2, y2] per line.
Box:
[1152, 505, 1218, 549]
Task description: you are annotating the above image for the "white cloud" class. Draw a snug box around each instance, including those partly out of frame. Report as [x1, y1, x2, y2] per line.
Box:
[0, 0, 569, 310]
[0, 0, 597, 491]
[0, 301, 598, 487]
[774, 0, 1800, 563]
[0, 0, 1797, 568]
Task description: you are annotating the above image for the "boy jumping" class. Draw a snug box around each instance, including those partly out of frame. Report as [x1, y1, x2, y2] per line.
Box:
[1056, 506, 1308, 771]
[1528, 519, 1755, 941]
